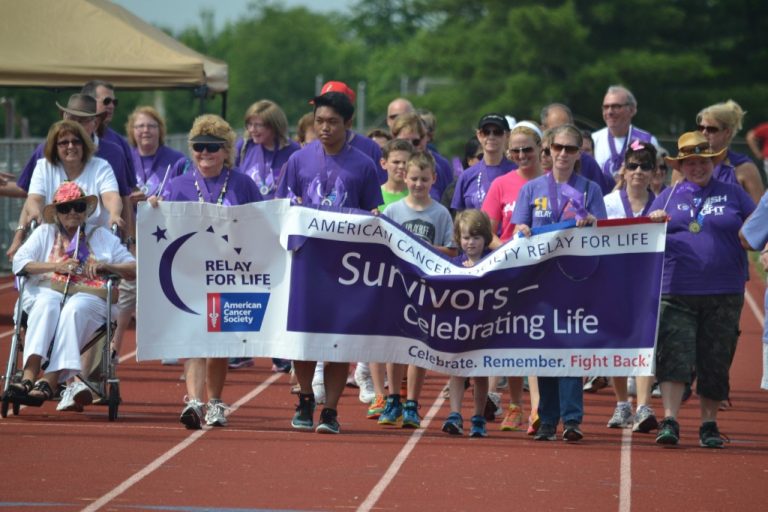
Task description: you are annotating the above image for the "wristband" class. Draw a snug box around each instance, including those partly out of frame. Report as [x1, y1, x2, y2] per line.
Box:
[15, 225, 26, 232]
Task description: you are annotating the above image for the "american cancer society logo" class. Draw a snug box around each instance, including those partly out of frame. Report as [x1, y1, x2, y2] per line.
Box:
[207, 293, 270, 332]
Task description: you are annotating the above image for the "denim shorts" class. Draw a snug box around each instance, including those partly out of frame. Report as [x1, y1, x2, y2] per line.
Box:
[655, 294, 743, 401]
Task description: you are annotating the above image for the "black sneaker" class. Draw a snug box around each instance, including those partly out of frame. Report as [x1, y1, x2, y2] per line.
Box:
[316, 407, 340, 434]
[699, 421, 725, 449]
[291, 393, 315, 430]
[655, 417, 680, 446]
[534, 423, 557, 441]
[562, 420, 583, 442]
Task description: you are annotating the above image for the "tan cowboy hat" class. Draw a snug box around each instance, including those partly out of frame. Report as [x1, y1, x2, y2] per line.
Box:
[43, 181, 98, 223]
[664, 131, 726, 170]
[55, 94, 106, 119]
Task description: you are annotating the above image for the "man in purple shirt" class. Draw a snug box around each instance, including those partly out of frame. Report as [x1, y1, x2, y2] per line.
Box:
[315, 81, 385, 182]
[277, 91, 382, 435]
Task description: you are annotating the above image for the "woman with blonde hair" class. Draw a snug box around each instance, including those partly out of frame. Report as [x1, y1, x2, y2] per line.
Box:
[236, 100, 300, 199]
[150, 114, 263, 429]
[674, 100, 764, 204]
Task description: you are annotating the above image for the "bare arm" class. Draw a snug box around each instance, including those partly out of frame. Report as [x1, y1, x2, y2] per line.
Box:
[746, 130, 763, 161]
[6, 194, 45, 261]
[101, 191, 125, 229]
[735, 162, 764, 204]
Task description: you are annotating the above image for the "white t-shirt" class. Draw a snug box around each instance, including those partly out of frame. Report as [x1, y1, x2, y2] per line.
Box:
[28, 156, 119, 228]
[592, 126, 660, 176]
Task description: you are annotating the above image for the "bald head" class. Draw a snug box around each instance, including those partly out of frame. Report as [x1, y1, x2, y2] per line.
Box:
[387, 98, 415, 131]
[541, 103, 573, 130]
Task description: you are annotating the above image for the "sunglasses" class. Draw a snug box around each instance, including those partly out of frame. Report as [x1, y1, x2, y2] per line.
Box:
[541, 147, 551, 157]
[102, 97, 119, 107]
[625, 162, 654, 172]
[508, 146, 535, 155]
[550, 142, 580, 154]
[56, 201, 88, 214]
[57, 138, 83, 148]
[602, 103, 628, 111]
[192, 142, 224, 153]
[698, 124, 721, 134]
[400, 137, 421, 147]
[481, 127, 505, 137]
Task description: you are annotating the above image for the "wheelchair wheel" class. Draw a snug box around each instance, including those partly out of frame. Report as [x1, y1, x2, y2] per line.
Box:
[108, 382, 120, 421]
[1, 397, 8, 418]
[12, 400, 20, 416]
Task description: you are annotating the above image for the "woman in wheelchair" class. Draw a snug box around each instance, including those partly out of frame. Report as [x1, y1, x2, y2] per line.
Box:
[9, 182, 135, 408]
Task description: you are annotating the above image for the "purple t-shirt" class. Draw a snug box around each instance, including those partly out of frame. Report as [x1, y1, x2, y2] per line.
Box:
[234, 138, 300, 200]
[450, 249, 491, 266]
[650, 179, 755, 295]
[130, 145, 186, 197]
[512, 172, 607, 228]
[276, 141, 383, 210]
[580, 152, 615, 195]
[164, 166, 263, 205]
[104, 126, 137, 189]
[347, 131, 385, 183]
[17, 137, 133, 196]
[451, 158, 516, 211]
[431, 149, 454, 202]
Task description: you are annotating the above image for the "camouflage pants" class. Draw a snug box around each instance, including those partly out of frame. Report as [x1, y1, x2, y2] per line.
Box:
[655, 294, 743, 401]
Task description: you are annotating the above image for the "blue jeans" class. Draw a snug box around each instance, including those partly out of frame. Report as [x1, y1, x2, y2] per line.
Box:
[537, 376, 583, 426]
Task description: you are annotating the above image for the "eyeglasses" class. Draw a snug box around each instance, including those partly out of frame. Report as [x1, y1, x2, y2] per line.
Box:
[550, 142, 580, 154]
[246, 121, 266, 129]
[102, 97, 119, 107]
[698, 124, 721, 134]
[56, 201, 88, 214]
[541, 147, 551, 157]
[134, 123, 159, 130]
[192, 142, 224, 153]
[57, 138, 83, 148]
[508, 146, 535, 155]
[480, 127, 505, 137]
[602, 103, 629, 111]
[625, 162, 654, 172]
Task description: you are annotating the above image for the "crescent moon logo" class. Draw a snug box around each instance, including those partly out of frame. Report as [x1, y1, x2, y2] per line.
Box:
[159, 231, 199, 315]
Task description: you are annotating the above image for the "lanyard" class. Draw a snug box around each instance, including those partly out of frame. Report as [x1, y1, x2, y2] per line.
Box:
[193, 168, 230, 205]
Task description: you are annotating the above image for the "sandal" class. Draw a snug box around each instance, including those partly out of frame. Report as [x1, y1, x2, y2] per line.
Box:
[7, 378, 34, 397]
[26, 380, 55, 406]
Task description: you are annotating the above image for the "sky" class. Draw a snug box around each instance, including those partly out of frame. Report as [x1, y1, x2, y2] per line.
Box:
[111, 0, 355, 32]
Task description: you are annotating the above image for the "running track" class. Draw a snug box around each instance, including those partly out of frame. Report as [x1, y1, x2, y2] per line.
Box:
[0, 267, 766, 512]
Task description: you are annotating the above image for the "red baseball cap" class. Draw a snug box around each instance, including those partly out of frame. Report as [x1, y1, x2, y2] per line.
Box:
[318, 81, 356, 104]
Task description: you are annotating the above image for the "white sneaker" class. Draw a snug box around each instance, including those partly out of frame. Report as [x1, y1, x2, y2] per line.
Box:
[312, 377, 326, 405]
[205, 399, 230, 427]
[488, 391, 503, 417]
[354, 363, 375, 403]
[179, 396, 204, 429]
[607, 402, 633, 428]
[56, 381, 92, 412]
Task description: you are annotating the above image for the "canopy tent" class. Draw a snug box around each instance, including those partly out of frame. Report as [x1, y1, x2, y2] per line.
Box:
[0, 0, 227, 94]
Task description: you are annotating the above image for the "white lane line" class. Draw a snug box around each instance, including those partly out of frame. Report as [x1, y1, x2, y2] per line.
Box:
[357, 394, 446, 512]
[745, 287, 765, 326]
[79, 371, 283, 512]
[0, 329, 15, 340]
[619, 428, 633, 512]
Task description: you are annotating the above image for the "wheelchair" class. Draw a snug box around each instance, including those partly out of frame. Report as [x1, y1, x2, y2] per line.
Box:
[1, 270, 122, 421]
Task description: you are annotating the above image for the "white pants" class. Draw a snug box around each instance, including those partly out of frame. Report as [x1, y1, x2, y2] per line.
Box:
[20, 286, 107, 382]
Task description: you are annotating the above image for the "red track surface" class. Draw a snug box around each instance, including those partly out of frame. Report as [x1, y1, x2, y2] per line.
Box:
[0, 268, 767, 512]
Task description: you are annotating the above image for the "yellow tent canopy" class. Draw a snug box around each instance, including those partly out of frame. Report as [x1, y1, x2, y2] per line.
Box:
[0, 0, 227, 93]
